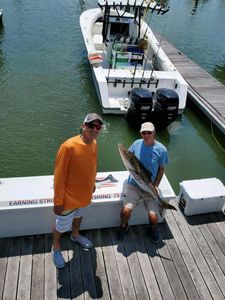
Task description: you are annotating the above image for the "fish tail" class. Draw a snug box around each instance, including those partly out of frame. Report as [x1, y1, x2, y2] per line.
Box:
[161, 200, 177, 211]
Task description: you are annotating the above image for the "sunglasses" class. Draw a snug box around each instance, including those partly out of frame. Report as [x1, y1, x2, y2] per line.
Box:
[141, 131, 152, 135]
[86, 122, 102, 130]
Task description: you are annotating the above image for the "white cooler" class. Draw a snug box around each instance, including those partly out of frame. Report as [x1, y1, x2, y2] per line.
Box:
[178, 178, 225, 216]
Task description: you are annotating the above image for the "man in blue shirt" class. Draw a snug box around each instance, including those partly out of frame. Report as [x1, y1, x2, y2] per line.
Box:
[117, 122, 169, 242]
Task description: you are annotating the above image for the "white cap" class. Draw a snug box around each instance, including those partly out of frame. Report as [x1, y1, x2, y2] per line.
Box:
[140, 122, 155, 132]
[83, 113, 103, 124]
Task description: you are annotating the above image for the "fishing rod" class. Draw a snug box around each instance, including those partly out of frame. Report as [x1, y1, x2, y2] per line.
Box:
[147, 23, 166, 88]
[144, 3, 157, 36]
[139, 32, 154, 87]
[130, 0, 152, 87]
[139, 2, 160, 86]
[131, 65, 137, 88]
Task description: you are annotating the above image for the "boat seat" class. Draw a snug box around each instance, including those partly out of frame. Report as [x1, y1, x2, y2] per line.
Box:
[93, 34, 103, 51]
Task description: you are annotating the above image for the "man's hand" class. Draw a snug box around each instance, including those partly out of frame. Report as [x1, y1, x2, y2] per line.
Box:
[154, 185, 159, 194]
[149, 182, 159, 195]
[54, 205, 64, 215]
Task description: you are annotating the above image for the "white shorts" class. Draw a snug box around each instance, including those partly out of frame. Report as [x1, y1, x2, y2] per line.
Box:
[122, 183, 159, 217]
[55, 205, 90, 233]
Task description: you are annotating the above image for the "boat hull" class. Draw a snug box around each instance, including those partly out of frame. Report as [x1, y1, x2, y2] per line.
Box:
[0, 171, 175, 238]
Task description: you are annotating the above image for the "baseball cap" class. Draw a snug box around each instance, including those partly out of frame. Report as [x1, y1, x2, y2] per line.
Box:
[83, 113, 103, 124]
[140, 122, 155, 132]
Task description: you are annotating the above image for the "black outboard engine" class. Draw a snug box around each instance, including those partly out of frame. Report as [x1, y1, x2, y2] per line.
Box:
[126, 88, 153, 128]
[152, 88, 179, 129]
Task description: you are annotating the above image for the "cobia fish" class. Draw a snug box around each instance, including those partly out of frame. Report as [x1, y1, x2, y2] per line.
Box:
[118, 143, 176, 215]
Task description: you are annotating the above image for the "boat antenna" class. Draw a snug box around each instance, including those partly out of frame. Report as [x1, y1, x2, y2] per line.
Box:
[148, 23, 166, 87]
[143, 3, 158, 38]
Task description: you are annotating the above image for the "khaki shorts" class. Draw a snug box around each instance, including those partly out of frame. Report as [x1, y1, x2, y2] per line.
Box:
[122, 183, 159, 217]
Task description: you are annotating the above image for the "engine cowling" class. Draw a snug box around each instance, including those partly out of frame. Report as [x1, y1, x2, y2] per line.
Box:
[152, 88, 179, 129]
[126, 88, 153, 128]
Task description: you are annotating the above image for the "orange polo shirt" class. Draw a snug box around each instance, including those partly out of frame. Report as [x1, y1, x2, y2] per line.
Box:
[54, 135, 97, 210]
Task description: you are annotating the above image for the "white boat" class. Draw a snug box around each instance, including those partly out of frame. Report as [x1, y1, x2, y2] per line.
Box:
[0, 171, 175, 238]
[80, 0, 188, 128]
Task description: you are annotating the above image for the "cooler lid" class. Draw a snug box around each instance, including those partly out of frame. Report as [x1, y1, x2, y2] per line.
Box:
[180, 178, 225, 199]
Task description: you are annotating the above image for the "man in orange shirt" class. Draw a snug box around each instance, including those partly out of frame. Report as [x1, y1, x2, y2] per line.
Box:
[52, 113, 103, 268]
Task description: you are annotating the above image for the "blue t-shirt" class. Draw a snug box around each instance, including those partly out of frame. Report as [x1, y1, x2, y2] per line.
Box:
[127, 139, 169, 186]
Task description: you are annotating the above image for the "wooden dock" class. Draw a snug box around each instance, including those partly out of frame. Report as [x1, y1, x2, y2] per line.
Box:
[155, 33, 225, 135]
[0, 204, 225, 300]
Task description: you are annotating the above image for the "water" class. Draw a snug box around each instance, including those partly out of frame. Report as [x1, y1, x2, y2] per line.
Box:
[0, 0, 225, 194]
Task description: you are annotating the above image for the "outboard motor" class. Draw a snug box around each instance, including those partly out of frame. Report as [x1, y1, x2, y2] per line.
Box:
[126, 88, 153, 128]
[152, 88, 179, 129]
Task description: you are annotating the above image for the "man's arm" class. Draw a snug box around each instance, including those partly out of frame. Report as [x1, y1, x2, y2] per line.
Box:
[54, 205, 64, 215]
[53, 144, 70, 213]
[154, 165, 165, 189]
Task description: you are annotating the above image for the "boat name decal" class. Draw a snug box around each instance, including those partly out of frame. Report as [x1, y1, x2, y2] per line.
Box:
[93, 192, 122, 200]
[7, 193, 122, 206]
[9, 198, 53, 206]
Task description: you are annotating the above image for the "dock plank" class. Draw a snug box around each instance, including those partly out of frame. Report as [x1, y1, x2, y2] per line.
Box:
[2, 237, 21, 300]
[31, 235, 45, 300]
[57, 236, 71, 300]
[67, 237, 84, 300]
[160, 221, 200, 300]
[100, 228, 124, 300]
[139, 226, 176, 300]
[211, 213, 225, 239]
[130, 226, 163, 300]
[90, 229, 110, 300]
[79, 231, 97, 300]
[17, 236, 33, 300]
[110, 229, 137, 300]
[156, 229, 188, 300]
[44, 234, 57, 300]
[122, 229, 150, 300]
[0, 238, 9, 299]
[203, 214, 225, 256]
